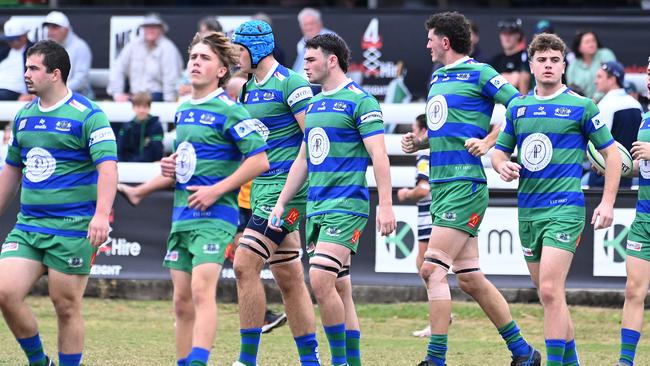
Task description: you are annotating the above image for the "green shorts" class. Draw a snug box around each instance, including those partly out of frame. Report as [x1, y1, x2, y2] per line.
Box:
[627, 219, 650, 261]
[250, 181, 307, 232]
[519, 217, 585, 262]
[1, 228, 95, 275]
[163, 228, 231, 272]
[306, 212, 368, 254]
[429, 180, 488, 237]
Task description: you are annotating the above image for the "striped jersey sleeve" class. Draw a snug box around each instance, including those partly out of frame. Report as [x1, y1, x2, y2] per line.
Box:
[284, 73, 313, 114]
[224, 104, 268, 158]
[581, 100, 614, 150]
[83, 110, 118, 165]
[635, 112, 650, 221]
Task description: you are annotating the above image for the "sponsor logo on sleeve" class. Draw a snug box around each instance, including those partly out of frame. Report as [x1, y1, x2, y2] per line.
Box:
[488, 74, 508, 90]
[287, 86, 313, 107]
[89, 128, 116, 146]
[360, 111, 382, 123]
[233, 119, 259, 139]
[591, 113, 605, 130]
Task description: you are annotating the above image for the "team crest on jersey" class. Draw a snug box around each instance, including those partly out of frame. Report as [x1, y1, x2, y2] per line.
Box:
[325, 227, 342, 237]
[455, 73, 471, 81]
[640, 160, 650, 179]
[35, 119, 47, 130]
[18, 119, 27, 131]
[55, 120, 72, 132]
[307, 127, 330, 165]
[627, 241, 642, 252]
[262, 91, 275, 101]
[333, 102, 348, 112]
[203, 243, 220, 254]
[199, 113, 216, 125]
[516, 107, 526, 118]
[521, 133, 553, 172]
[25, 147, 56, 183]
[175, 141, 197, 184]
[165, 251, 179, 262]
[426, 95, 448, 131]
[1, 242, 18, 253]
[554, 107, 571, 118]
[555, 233, 571, 243]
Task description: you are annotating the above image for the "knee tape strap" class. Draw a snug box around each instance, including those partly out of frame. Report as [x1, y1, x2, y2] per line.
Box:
[239, 234, 272, 260]
[336, 265, 350, 281]
[268, 249, 302, 267]
[309, 253, 343, 276]
[452, 258, 481, 274]
[421, 249, 452, 301]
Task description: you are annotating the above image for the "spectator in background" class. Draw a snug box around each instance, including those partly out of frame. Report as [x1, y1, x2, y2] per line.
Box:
[625, 80, 648, 113]
[117, 92, 164, 162]
[177, 16, 223, 99]
[253, 12, 286, 66]
[469, 20, 485, 62]
[43, 11, 93, 97]
[588, 61, 642, 188]
[291, 7, 336, 73]
[534, 19, 554, 35]
[108, 13, 183, 102]
[0, 17, 33, 101]
[566, 29, 616, 100]
[490, 18, 530, 94]
[0, 125, 11, 171]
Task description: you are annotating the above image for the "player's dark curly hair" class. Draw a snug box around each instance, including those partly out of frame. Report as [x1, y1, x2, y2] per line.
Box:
[305, 33, 351, 73]
[424, 12, 471, 55]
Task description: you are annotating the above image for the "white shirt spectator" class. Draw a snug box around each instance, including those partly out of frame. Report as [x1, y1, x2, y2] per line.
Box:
[597, 88, 643, 131]
[0, 45, 27, 93]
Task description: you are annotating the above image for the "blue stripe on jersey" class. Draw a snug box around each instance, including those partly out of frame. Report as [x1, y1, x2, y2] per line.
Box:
[443, 94, 495, 118]
[361, 129, 383, 139]
[16, 223, 87, 238]
[261, 160, 293, 176]
[637, 200, 650, 214]
[259, 112, 296, 130]
[21, 147, 90, 162]
[516, 133, 586, 150]
[517, 191, 584, 209]
[244, 89, 284, 105]
[94, 156, 118, 165]
[17, 116, 83, 137]
[516, 104, 585, 121]
[307, 99, 356, 117]
[176, 109, 227, 129]
[192, 141, 241, 161]
[21, 200, 96, 218]
[640, 177, 650, 186]
[429, 150, 482, 167]
[172, 204, 239, 226]
[22, 171, 97, 190]
[305, 126, 360, 143]
[267, 132, 303, 150]
[307, 185, 369, 202]
[429, 122, 486, 139]
[495, 143, 514, 154]
[175, 175, 225, 191]
[5, 158, 22, 167]
[520, 163, 583, 180]
[308, 157, 369, 172]
[430, 71, 481, 86]
[593, 138, 615, 151]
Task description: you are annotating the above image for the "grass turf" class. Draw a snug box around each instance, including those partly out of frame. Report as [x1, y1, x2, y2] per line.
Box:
[0, 297, 647, 365]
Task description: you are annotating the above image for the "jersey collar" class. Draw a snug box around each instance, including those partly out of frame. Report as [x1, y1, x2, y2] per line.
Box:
[533, 85, 567, 101]
[190, 87, 223, 105]
[255, 61, 280, 86]
[322, 78, 353, 96]
[38, 88, 73, 112]
[444, 56, 471, 70]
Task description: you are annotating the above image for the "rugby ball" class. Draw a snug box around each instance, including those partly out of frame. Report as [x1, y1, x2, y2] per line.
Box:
[586, 141, 634, 178]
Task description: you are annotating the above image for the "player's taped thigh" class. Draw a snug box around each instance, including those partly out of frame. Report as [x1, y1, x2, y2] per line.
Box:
[452, 257, 481, 275]
[309, 249, 346, 277]
[238, 229, 277, 261]
[336, 256, 352, 282]
[268, 248, 303, 268]
[421, 248, 452, 301]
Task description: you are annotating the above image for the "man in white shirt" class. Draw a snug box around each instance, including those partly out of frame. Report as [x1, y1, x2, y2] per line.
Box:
[107, 13, 183, 102]
[0, 17, 33, 101]
[291, 8, 336, 73]
[43, 11, 93, 97]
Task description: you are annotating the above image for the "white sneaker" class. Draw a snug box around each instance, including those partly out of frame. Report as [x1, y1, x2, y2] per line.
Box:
[412, 325, 431, 337]
[232, 362, 259, 366]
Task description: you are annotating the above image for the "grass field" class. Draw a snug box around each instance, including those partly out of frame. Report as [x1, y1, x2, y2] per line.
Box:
[0, 297, 648, 365]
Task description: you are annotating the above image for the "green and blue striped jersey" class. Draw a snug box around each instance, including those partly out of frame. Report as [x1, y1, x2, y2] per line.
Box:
[304, 79, 384, 218]
[426, 56, 519, 183]
[495, 86, 614, 220]
[6, 91, 117, 237]
[241, 63, 312, 184]
[171, 88, 267, 234]
[636, 111, 650, 221]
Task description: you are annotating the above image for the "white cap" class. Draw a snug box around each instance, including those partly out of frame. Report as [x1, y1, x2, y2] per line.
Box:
[2, 17, 29, 41]
[43, 11, 70, 28]
[140, 13, 168, 33]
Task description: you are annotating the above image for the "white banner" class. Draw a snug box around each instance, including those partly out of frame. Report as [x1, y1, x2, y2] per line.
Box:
[593, 208, 635, 277]
[375, 205, 419, 273]
[477, 207, 530, 275]
[109, 16, 144, 69]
